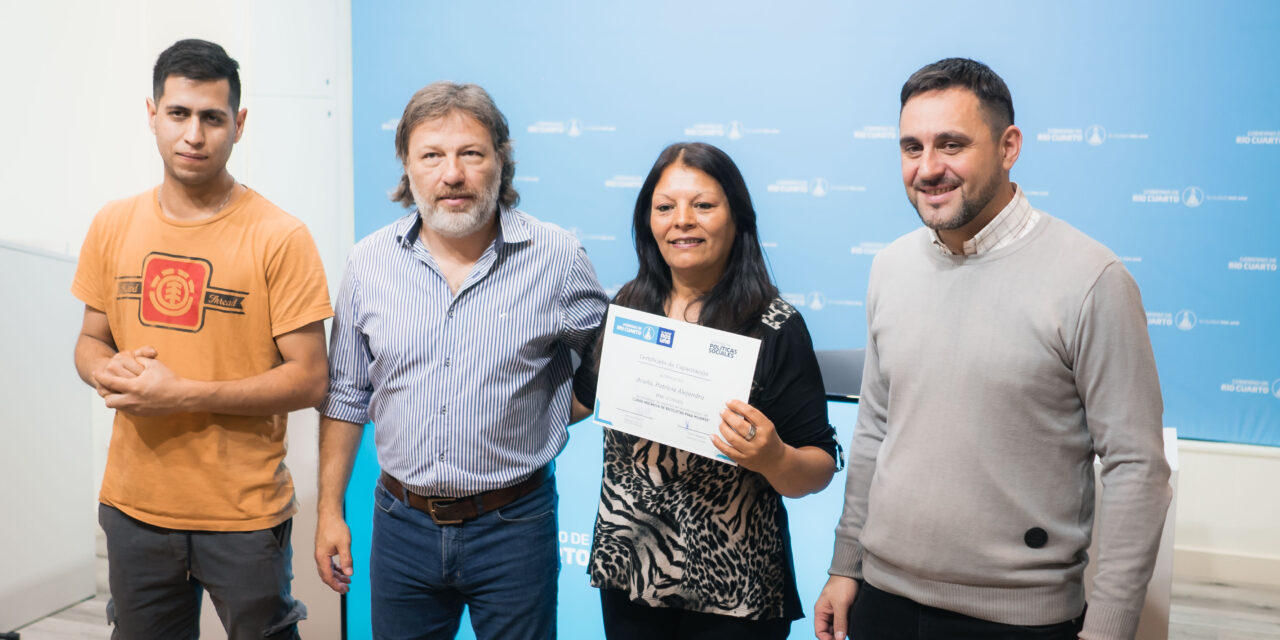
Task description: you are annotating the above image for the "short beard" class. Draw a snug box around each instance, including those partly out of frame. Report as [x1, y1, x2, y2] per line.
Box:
[913, 173, 999, 232]
[413, 172, 501, 239]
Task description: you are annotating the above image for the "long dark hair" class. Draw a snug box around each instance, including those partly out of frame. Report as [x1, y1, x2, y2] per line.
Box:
[614, 142, 777, 337]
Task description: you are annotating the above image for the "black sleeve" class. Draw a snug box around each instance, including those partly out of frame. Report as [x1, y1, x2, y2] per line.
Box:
[751, 311, 839, 461]
[572, 325, 604, 409]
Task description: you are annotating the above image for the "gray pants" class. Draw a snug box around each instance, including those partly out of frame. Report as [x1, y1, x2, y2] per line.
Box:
[99, 504, 307, 639]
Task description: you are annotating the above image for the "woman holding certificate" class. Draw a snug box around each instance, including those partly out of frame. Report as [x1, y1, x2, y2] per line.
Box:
[573, 142, 839, 638]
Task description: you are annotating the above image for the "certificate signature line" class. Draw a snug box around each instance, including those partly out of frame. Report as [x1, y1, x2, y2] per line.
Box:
[638, 358, 711, 382]
[614, 407, 715, 438]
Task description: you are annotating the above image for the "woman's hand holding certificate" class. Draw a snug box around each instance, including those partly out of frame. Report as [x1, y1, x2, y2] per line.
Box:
[711, 399, 787, 472]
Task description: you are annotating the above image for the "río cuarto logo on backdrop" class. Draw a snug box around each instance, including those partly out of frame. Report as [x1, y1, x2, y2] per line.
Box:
[1130, 185, 1246, 207]
[1034, 123, 1148, 144]
[682, 121, 780, 140]
[1146, 308, 1239, 330]
[527, 118, 616, 137]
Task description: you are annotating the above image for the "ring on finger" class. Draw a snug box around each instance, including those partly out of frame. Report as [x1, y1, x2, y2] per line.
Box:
[745, 424, 757, 441]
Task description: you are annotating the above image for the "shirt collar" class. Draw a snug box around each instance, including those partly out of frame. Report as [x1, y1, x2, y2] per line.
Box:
[929, 183, 1030, 256]
[394, 211, 421, 247]
[496, 206, 531, 244]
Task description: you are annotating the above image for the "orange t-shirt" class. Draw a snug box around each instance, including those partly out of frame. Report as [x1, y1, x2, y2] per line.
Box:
[71, 186, 332, 531]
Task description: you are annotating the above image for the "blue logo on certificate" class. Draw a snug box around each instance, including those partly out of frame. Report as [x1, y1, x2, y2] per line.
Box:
[612, 317, 675, 348]
[657, 328, 675, 347]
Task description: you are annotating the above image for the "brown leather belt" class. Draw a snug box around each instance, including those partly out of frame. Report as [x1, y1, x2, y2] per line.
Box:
[379, 466, 550, 526]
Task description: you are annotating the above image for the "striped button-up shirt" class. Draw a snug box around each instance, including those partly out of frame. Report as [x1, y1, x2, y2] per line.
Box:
[322, 207, 607, 497]
[930, 184, 1040, 256]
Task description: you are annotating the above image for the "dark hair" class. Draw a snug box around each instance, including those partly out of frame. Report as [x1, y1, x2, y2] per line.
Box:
[900, 57, 1014, 136]
[153, 39, 241, 112]
[390, 82, 518, 210]
[615, 142, 777, 337]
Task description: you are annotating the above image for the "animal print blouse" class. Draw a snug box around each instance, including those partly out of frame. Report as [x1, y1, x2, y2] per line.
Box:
[575, 298, 838, 620]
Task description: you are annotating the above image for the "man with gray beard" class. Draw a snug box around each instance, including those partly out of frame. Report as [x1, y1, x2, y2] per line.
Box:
[313, 82, 607, 638]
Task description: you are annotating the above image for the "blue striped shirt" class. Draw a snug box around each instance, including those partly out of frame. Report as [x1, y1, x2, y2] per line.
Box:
[321, 207, 607, 496]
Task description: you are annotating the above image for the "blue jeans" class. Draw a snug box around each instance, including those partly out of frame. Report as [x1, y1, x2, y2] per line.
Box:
[370, 474, 559, 640]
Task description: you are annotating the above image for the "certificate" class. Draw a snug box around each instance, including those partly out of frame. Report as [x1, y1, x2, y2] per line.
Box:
[592, 304, 761, 464]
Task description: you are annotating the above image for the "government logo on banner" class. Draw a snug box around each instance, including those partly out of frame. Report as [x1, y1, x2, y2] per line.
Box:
[1131, 185, 1246, 206]
[683, 121, 780, 139]
[1175, 310, 1197, 331]
[527, 119, 617, 137]
[850, 241, 888, 256]
[1149, 309, 1239, 330]
[781, 291, 863, 311]
[1228, 257, 1277, 272]
[1220, 379, 1278, 397]
[1181, 186, 1205, 208]
[1036, 123, 1147, 144]
[1235, 130, 1280, 144]
[766, 178, 866, 195]
[853, 125, 897, 140]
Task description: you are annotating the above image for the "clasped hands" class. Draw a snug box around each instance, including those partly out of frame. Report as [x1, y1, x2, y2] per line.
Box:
[92, 346, 187, 416]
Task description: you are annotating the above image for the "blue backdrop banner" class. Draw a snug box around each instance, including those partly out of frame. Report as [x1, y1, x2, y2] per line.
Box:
[347, 1, 1279, 636]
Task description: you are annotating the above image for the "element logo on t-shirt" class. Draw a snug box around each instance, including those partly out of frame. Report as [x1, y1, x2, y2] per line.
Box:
[115, 252, 248, 332]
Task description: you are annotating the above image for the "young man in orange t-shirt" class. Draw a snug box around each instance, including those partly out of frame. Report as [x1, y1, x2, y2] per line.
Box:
[71, 39, 332, 639]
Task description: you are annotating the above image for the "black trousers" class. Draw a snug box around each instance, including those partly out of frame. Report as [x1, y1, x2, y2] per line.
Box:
[99, 504, 306, 640]
[849, 581, 1084, 640]
[599, 588, 792, 640]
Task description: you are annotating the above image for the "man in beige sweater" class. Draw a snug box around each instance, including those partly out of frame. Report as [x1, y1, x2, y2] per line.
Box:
[814, 58, 1171, 640]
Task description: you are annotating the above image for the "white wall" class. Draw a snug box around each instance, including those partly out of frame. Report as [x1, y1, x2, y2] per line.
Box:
[0, 1, 352, 637]
[0, 243, 97, 632]
[1173, 440, 1280, 587]
[0, 1, 354, 275]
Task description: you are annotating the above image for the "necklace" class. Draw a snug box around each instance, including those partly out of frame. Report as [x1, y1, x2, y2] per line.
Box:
[158, 181, 238, 218]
